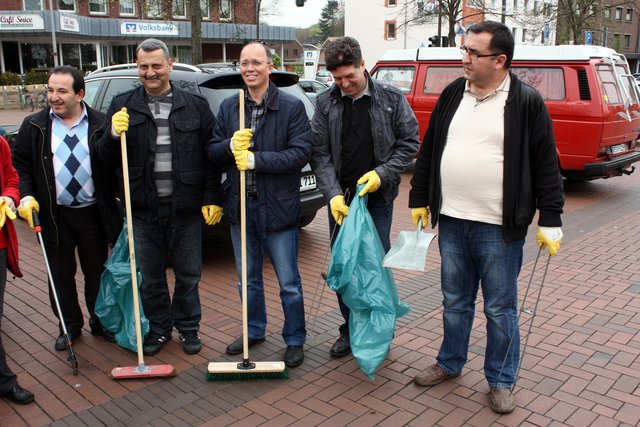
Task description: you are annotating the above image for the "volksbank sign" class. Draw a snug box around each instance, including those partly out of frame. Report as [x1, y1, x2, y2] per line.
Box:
[120, 21, 178, 36]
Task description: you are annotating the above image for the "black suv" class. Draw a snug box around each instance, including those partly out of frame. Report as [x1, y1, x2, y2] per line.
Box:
[84, 64, 324, 227]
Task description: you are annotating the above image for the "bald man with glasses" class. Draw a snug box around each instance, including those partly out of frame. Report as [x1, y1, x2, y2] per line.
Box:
[409, 21, 564, 414]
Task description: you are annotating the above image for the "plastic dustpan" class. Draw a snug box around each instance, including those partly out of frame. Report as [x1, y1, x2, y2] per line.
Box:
[382, 219, 436, 271]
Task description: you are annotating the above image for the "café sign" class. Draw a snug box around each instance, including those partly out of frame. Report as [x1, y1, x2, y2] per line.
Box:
[60, 14, 79, 32]
[0, 13, 45, 30]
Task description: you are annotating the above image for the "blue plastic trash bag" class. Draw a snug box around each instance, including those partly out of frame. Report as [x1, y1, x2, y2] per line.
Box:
[326, 184, 410, 380]
[95, 220, 149, 352]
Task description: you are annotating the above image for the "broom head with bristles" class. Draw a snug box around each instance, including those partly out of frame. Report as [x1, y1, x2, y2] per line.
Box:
[206, 360, 289, 381]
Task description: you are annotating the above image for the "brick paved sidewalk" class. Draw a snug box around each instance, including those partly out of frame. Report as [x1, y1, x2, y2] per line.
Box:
[2, 167, 640, 427]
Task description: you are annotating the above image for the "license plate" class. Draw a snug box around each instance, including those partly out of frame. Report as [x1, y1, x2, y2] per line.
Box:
[611, 143, 627, 155]
[300, 174, 317, 191]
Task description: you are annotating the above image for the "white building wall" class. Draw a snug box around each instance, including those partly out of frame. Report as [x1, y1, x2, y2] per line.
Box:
[345, 0, 447, 70]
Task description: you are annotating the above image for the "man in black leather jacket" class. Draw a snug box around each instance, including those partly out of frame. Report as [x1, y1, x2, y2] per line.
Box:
[13, 66, 119, 351]
[311, 37, 419, 359]
[95, 39, 222, 356]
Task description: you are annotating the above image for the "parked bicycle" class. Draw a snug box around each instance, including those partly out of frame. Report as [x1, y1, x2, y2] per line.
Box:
[18, 85, 34, 112]
[34, 85, 48, 109]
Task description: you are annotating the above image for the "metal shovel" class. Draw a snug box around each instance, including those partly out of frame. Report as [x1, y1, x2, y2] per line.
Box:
[382, 219, 436, 271]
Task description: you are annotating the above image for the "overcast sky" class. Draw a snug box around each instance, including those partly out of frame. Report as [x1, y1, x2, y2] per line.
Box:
[261, 0, 328, 28]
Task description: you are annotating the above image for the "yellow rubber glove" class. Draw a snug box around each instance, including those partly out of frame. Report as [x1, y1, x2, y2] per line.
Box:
[536, 227, 563, 256]
[111, 107, 129, 137]
[231, 129, 253, 151]
[202, 205, 223, 226]
[357, 170, 381, 196]
[329, 195, 349, 225]
[233, 149, 253, 171]
[0, 197, 16, 229]
[17, 196, 40, 229]
[411, 207, 429, 229]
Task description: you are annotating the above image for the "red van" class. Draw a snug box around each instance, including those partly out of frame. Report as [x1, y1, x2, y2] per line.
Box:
[371, 45, 640, 181]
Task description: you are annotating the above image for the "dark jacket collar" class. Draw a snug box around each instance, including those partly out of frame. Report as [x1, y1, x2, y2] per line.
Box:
[329, 69, 376, 101]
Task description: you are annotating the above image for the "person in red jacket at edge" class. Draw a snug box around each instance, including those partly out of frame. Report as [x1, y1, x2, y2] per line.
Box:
[0, 135, 34, 405]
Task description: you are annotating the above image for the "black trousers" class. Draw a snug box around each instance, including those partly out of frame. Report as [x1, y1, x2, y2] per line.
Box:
[0, 248, 17, 393]
[44, 204, 108, 335]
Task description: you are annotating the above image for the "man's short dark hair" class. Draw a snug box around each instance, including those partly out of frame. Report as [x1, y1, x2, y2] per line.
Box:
[324, 37, 363, 71]
[48, 65, 84, 94]
[241, 41, 273, 63]
[467, 21, 515, 69]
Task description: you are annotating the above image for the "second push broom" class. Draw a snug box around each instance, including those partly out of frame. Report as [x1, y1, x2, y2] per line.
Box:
[207, 89, 288, 381]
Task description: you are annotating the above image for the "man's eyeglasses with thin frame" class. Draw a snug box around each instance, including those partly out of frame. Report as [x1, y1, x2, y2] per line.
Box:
[459, 45, 501, 61]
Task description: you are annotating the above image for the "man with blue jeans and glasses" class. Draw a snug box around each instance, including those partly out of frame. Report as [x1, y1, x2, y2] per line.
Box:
[311, 37, 419, 358]
[409, 21, 564, 413]
[208, 42, 310, 368]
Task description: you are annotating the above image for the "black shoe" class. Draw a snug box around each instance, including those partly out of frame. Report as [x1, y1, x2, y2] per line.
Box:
[1, 385, 34, 405]
[143, 332, 171, 356]
[55, 331, 81, 352]
[330, 332, 350, 358]
[179, 331, 201, 355]
[89, 317, 104, 336]
[103, 329, 117, 343]
[284, 345, 304, 368]
[225, 336, 265, 355]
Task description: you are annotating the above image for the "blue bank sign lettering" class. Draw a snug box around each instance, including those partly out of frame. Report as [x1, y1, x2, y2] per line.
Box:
[120, 22, 178, 36]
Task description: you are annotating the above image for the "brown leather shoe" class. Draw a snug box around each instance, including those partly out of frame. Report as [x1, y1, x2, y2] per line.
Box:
[414, 363, 460, 387]
[489, 387, 516, 413]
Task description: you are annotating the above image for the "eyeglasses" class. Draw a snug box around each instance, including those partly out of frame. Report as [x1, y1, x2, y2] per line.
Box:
[240, 60, 270, 68]
[459, 45, 501, 61]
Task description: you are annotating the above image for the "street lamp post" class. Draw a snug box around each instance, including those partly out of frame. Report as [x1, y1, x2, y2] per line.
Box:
[48, 0, 59, 66]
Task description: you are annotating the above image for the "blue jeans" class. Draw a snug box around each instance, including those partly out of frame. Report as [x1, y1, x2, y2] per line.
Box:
[328, 192, 393, 334]
[230, 197, 306, 346]
[437, 215, 524, 388]
[133, 212, 202, 336]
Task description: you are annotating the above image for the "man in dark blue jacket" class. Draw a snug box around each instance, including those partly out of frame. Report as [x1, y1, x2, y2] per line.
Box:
[95, 39, 222, 356]
[208, 42, 311, 368]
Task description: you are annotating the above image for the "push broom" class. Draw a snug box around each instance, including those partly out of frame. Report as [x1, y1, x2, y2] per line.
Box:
[207, 90, 288, 381]
[111, 124, 176, 379]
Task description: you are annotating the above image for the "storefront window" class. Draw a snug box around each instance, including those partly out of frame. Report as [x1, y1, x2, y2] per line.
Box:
[174, 45, 192, 64]
[62, 44, 80, 68]
[58, 0, 76, 13]
[89, 0, 107, 14]
[21, 43, 54, 71]
[23, 0, 43, 10]
[220, 0, 232, 21]
[119, 0, 135, 16]
[81, 44, 97, 72]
